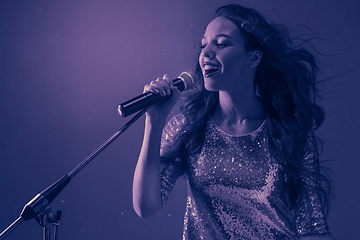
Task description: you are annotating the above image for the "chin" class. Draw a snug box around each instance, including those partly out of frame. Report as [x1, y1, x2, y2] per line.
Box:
[204, 81, 220, 92]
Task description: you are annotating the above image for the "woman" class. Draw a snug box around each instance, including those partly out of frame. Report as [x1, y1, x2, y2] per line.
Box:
[133, 4, 334, 240]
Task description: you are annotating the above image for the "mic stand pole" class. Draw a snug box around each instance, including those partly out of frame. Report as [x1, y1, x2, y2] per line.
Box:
[0, 107, 149, 240]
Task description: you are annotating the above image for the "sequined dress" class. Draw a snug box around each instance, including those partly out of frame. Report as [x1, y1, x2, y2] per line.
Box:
[160, 114, 329, 240]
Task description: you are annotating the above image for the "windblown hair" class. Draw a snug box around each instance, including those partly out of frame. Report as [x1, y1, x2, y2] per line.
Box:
[166, 4, 330, 212]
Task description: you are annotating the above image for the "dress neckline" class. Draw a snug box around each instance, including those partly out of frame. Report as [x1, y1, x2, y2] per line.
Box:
[208, 116, 266, 138]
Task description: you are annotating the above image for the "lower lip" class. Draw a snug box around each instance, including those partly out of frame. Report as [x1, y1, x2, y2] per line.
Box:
[204, 70, 219, 78]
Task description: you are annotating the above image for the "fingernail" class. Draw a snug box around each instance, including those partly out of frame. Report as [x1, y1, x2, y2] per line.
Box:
[162, 91, 166, 96]
[167, 90, 171, 95]
[154, 89, 159, 93]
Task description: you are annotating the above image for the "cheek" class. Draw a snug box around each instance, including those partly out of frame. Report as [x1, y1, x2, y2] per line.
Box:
[198, 55, 203, 68]
[221, 52, 247, 72]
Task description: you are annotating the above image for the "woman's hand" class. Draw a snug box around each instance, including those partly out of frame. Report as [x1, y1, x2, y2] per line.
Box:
[143, 74, 181, 125]
[133, 73, 180, 218]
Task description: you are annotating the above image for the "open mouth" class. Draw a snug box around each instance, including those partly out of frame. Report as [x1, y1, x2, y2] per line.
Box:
[203, 63, 220, 77]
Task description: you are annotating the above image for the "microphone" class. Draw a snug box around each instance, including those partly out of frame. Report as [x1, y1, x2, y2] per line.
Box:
[118, 72, 197, 117]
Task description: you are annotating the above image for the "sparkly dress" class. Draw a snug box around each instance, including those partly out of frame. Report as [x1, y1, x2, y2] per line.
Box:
[160, 114, 329, 240]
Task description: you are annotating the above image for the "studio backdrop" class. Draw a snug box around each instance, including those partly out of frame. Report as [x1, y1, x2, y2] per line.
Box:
[0, 0, 359, 239]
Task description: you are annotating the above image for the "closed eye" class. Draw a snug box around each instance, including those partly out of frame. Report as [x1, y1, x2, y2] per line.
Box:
[216, 38, 231, 48]
[217, 42, 229, 48]
[200, 41, 229, 50]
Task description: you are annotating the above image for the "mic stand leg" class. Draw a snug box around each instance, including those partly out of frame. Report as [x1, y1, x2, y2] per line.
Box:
[0, 107, 149, 240]
[42, 210, 62, 240]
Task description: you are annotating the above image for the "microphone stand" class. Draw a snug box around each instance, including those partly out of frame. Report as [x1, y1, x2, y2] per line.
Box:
[0, 107, 149, 240]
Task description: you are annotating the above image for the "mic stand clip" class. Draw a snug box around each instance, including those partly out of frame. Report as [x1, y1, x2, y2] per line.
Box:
[20, 193, 62, 240]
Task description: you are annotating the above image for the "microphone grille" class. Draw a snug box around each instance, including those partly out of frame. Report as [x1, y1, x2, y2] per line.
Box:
[178, 72, 197, 90]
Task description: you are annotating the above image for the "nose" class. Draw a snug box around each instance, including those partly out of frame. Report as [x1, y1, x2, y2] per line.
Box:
[204, 50, 215, 59]
[202, 45, 215, 59]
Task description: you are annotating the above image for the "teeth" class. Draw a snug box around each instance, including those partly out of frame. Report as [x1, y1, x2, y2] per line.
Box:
[204, 64, 219, 70]
[203, 63, 219, 76]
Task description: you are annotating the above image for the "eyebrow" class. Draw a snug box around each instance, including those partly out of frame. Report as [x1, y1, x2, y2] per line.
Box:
[201, 34, 235, 40]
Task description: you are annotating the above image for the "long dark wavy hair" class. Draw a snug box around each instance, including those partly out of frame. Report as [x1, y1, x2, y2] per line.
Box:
[165, 4, 331, 212]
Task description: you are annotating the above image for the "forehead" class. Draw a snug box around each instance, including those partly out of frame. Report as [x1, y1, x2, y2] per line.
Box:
[203, 17, 242, 40]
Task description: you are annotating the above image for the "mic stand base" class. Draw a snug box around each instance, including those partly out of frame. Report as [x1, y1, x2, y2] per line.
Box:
[0, 107, 149, 240]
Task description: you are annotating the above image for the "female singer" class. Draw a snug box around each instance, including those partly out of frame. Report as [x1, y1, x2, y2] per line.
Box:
[132, 4, 334, 239]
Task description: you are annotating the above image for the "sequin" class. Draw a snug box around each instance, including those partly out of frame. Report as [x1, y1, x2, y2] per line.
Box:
[160, 114, 329, 239]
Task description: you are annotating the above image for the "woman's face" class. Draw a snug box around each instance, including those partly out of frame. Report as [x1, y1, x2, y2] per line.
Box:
[199, 17, 255, 93]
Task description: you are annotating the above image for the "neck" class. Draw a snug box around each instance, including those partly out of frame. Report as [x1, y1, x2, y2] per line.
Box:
[210, 90, 266, 136]
[215, 90, 265, 124]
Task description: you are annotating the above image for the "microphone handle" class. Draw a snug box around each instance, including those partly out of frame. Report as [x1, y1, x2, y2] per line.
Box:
[118, 91, 171, 117]
[118, 77, 184, 117]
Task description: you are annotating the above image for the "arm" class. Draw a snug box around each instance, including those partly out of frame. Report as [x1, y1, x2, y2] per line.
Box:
[132, 116, 165, 218]
[132, 74, 180, 218]
[295, 132, 333, 238]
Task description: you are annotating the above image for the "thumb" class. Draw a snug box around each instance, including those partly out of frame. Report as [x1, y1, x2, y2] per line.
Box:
[163, 74, 173, 86]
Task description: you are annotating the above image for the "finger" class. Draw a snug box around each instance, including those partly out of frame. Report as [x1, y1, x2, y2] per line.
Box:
[144, 81, 159, 94]
[143, 75, 172, 96]
[145, 79, 168, 96]
[156, 77, 172, 96]
[150, 76, 171, 96]
[164, 74, 176, 91]
[143, 85, 160, 94]
[151, 78, 165, 94]
[163, 74, 173, 86]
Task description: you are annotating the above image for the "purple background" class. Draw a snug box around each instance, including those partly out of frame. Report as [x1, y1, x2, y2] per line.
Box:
[0, 0, 359, 239]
